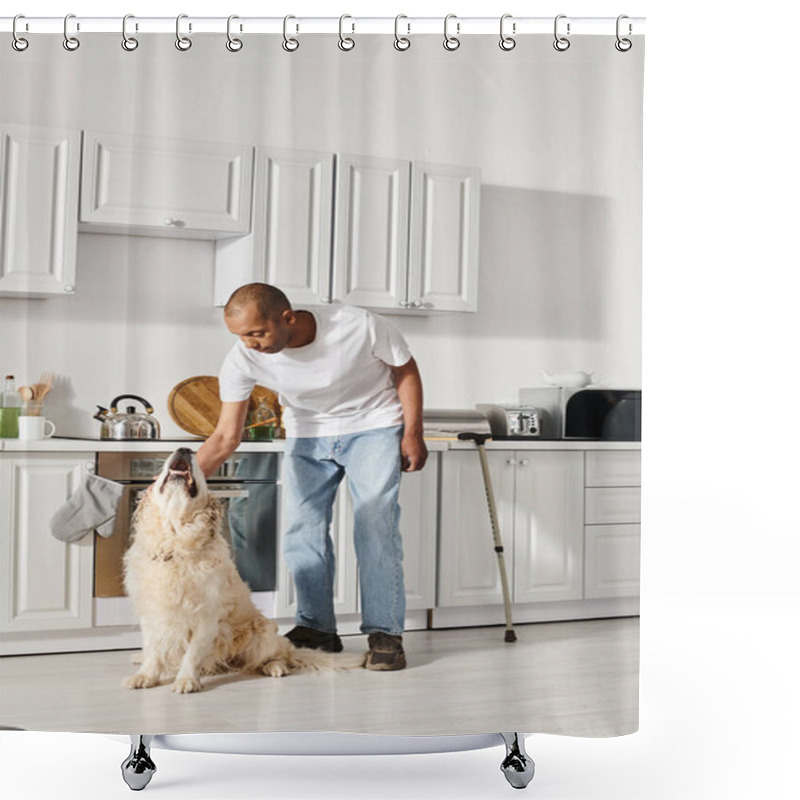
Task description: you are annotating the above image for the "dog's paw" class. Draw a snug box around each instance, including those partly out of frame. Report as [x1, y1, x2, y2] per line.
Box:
[123, 673, 159, 690]
[171, 677, 203, 694]
[263, 660, 289, 678]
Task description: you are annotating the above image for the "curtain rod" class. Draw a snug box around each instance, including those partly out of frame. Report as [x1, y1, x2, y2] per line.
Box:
[1, 16, 646, 36]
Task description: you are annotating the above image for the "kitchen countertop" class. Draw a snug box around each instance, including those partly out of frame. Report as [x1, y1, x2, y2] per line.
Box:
[0, 437, 640, 453]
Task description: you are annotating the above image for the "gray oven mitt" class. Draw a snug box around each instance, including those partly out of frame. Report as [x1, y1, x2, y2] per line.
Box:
[49, 472, 125, 543]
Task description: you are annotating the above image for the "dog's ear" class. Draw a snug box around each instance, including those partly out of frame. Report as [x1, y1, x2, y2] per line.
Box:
[131, 485, 164, 535]
[131, 487, 150, 527]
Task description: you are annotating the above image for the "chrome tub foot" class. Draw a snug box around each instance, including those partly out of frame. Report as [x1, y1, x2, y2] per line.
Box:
[500, 732, 535, 789]
[121, 735, 157, 791]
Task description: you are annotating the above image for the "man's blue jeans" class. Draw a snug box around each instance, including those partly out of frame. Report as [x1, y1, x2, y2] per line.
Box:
[282, 425, 405, 637]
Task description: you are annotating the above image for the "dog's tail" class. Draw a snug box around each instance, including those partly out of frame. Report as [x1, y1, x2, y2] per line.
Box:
[290, 647, 367, 672]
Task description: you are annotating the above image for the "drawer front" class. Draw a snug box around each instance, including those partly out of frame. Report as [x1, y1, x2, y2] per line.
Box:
[585, 487, 641, 524]
[584, 524, 641, 599]
[585, 450, 641, 487]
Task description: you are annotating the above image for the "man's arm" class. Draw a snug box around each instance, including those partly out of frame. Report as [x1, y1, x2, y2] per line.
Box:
[390, 357, 428, 472]
[196, 400, 250, 477]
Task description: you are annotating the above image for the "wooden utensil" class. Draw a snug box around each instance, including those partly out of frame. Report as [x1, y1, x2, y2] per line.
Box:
[167, 376, 281, 438]
[31, 371, 53, 400]
[244, 416, 277, 430]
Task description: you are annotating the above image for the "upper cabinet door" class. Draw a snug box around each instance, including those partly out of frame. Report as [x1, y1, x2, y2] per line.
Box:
[408, 162, 480, 312]
[332, 154, 411, 309]
[215, 147, 334, 307]
[0, 124, 80, 298]
[259, 148, 334, 305]
[80, 131, 253, 238]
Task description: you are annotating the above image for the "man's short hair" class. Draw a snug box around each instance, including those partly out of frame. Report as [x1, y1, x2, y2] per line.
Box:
[224, 283, 292, 321]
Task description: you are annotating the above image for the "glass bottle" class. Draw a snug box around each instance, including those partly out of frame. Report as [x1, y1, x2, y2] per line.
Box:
[0, 375, 22, 438]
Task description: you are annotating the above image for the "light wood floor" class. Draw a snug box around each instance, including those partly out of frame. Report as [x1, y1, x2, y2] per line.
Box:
[0, 618, 638, 738]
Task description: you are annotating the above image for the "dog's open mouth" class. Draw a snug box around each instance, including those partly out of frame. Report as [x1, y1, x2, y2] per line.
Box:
[162, 456, 198, 497]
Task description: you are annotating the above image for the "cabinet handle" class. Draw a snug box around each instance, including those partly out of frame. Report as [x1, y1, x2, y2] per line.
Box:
[398, 300, 410, 308]
[64, 284, 75, 293]
[321, 296, 332, 304]
[85, 461, 95, 473]
[163, 217, 186, 227]
[519, 458, 530, 467]
[506, 458, 517, 466]
[412, 300, 424, 308]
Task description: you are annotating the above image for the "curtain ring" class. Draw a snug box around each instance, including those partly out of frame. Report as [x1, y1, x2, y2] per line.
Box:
[175, 14, 192, 51]
[282, 15, 299, 52]
[63, 14, 80, 51]
[394, 14, 410, 51]
[122, 14, 139, 51]
[499, 14, 516, 51]
[226, 15, 243, 51]
[12, 15, 29, 52]
[615, 15, 632, 52]
[443, 14, 460, 51]
[339, 14, 355, 51]
[553, 14, 570, 51]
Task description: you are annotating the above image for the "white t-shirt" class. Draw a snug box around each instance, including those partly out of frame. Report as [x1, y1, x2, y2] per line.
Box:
[218, 304, 412, 437]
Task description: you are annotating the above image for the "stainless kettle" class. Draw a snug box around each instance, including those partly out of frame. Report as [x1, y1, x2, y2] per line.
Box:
[94, 395, 161, 440]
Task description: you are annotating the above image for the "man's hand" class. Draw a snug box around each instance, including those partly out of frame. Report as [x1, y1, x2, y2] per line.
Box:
[401, 431, 428, 472]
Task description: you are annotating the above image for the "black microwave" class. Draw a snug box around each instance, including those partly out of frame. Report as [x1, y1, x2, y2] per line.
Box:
[564, 389, 642, 441]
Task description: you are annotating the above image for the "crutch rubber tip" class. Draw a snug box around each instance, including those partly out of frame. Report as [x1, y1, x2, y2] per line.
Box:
[505, 630, 517, 643]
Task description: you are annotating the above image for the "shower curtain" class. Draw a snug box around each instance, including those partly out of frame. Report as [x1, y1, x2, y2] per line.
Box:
[0, 11, 644, 758]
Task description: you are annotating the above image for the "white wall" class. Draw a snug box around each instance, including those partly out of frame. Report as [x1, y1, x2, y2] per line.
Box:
[0, 33, 642, 437]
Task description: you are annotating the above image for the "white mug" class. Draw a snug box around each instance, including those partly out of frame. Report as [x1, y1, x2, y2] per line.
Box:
[18, 415, 56, 440]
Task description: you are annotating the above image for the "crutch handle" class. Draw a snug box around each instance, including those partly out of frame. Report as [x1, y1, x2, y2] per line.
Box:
[458, 431, 492, 446]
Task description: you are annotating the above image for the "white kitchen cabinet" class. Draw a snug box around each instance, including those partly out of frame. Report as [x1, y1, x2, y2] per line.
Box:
[439, 450, 584, 607]
[438, 450, 516, 607]
[80, 131, 253, 238]
[585, 450, 641, 487]
[0, 454, 95, 633]
[408, 162, 481, 312]
[214, 148, 481, 315]
[512, 451, 585, 603]
[584, 524, 641, 599]
[583, 450, 641, 599]
[330, 157, 480, 313]
[0, 123, 81, 298]
[215, 147, 334, 307]
[332, 153, 411, 309]
[275, 454, 439, 620]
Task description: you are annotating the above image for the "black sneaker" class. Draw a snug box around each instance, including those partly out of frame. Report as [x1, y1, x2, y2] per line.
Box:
[366, 632, 406, 671]
[285, 625, 343, 653]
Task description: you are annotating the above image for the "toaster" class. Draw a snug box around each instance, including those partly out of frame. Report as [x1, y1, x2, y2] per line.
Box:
[475, 404, 554, 439]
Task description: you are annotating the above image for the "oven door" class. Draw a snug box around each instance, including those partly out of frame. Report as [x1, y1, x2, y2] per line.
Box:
[93, 479, 279, 598]
[207, 482, 279, 593]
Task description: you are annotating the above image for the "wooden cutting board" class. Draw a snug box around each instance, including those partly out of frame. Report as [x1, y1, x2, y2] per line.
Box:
[167, 376, 281, 437]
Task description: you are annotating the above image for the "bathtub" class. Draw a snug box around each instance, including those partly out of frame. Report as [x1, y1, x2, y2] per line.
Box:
[112, 731, 534, 791]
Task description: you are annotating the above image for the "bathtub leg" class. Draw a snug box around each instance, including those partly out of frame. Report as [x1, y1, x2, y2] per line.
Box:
[500, 732, 535, 789]
[121, 735, 157, 791]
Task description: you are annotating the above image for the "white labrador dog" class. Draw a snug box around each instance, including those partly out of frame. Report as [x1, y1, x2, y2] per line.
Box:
[123, 447, 365, 693]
